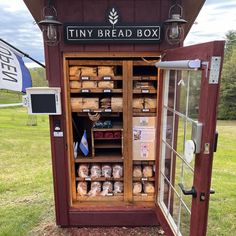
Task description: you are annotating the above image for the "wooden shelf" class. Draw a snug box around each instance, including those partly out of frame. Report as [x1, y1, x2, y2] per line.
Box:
[92, 125, 123, 131]
[72, 108, 123, 113]
[70, 88, 123, 93]
[76, 177, 124, 181]
[133, 177, 155, 182]
[94, 143, 122, 149]
[133, 88, 157, 94]
[70, 76, 123, 81]
[75, 155, 123, 163]
[133, 194, 155, 202]
[133, 160, 155, 165]
[76, 194, 124, 202]
[132, 76, 157, 81]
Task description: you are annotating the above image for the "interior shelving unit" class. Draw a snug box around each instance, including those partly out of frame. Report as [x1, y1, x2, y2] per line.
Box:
[64, 57, 159, 206]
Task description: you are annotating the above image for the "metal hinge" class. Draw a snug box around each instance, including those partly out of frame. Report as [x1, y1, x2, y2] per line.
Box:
[209, 56, 221, 84]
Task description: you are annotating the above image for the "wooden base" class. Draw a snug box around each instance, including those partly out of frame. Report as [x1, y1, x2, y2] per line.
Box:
[66, 203, 159, 227]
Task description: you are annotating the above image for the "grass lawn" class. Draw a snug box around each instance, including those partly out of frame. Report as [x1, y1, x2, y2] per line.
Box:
[0, 107, 235, 235]
[0, 91, 22, 104]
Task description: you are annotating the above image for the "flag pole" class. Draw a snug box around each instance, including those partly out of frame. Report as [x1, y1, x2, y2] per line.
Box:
[0, 38, 45, 68]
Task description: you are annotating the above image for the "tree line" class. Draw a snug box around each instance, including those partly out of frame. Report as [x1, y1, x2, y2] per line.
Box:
[218, 30, 236, 120]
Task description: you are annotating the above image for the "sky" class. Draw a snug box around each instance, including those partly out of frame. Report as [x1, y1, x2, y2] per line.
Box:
[0, 0, 236, 67]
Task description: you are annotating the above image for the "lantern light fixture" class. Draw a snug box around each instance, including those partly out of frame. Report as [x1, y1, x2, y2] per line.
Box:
[164, 3, 187, 45]
[38, 1, 62, 46]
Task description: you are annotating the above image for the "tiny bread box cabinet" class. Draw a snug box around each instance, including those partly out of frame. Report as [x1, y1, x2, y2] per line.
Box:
[24, 1, 225, 235]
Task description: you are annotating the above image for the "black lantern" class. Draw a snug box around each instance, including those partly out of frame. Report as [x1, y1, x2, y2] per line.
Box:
[38, 2, 62, 46]
[164, 3, 187, 45]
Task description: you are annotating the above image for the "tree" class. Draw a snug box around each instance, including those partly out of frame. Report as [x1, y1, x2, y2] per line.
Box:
[218, 46, 236, 119]
[224, 30, 236, 61]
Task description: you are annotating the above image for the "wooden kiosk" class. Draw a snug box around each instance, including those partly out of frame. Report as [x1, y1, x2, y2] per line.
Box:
[24, 1, 224, 235]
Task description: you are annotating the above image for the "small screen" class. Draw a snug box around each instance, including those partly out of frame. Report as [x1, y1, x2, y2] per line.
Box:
[31, 94, 56, 113]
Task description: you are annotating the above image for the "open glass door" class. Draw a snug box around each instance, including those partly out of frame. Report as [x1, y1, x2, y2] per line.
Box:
[155, 41, 225, 236]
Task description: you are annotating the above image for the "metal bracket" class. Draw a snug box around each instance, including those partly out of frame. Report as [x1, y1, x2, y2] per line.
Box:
[191, 122, 203, 154]
[209, 56, 221, 84]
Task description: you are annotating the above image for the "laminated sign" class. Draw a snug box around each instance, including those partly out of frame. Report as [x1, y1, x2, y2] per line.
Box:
[0, 41, 32, 93]
[133, 127, 156, 160]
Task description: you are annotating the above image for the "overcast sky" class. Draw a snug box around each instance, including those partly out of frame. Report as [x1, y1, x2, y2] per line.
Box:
[0, 0, 236, 67]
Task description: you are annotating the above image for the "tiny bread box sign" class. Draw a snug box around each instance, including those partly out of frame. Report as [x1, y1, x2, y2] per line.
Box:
[65, 8, 161, 44]
[133, 117, 156, 160]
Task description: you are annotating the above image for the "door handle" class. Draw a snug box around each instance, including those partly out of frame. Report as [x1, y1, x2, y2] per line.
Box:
[178, 183, 197, 198]
[214, 131, 218, 152]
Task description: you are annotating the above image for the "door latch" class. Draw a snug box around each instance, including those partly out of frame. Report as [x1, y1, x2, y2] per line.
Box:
[200, 189, 215, 201]
[178, 183, 197, 198]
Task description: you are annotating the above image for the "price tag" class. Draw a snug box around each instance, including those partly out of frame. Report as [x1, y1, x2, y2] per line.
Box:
[141, 89, 150, 93]
[82, 109, 90, 112]
[141, 193, 148, 197]
[141, 177, 148, 181]
[103, 89, 111, 93]
[81, 89, 90, 93]
[142, 108, 150, 112]
[103, 76, 111, 80]
[81, 76, 89, 80]
[104, 108, 112, 112]
[85, 177, 91, 181]
[107, 193, 114, 196]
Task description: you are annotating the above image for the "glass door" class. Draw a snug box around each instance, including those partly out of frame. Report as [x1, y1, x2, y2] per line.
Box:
[155, 41, 225, 236]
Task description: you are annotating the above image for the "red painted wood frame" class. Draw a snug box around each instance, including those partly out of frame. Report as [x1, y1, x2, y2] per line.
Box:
[155, 41, 225, 236]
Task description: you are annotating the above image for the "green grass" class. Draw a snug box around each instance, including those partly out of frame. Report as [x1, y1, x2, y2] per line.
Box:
[0, 90, 22, 104]
[0, 107, 52, 236]
[0, 107, 235, 235]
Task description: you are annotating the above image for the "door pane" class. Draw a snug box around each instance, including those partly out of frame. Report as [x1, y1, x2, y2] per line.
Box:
[159, 69, 201, 236]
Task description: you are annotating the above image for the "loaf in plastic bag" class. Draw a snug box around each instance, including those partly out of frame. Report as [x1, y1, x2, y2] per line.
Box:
[100, 181, 113, 196]
[133, 182, 142, 194]
[88, 181, 102, 197]
[102, 164, 112, 178]
[133, 165, 142, 178]
[77, 182, 87, 196]
[143, 182, 155, 194]
[78, 164, 89, 178]
[114, 181, 124, 194]
[142, 165, 153, 178]
[112, 164, 123, 179]
[90, 164, 102, 179]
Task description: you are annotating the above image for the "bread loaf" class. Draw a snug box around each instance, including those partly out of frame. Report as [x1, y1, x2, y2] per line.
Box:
[82, 98, 99, 110]
[98, 66, 114, 76]
[133, 165, 142, 178]
[143, 182, 155, 194]
[112, 164, 123, 179]
[78, 164, 89, 178]
[111, 97, 123, 110]
[90, 164, 101, 179]
[71, 98, 83, 110]
[144, 98, 157, 109]
[98, 81, 114, 89]
[88, 181, 101, 197]
[69, 66, 81, 77]
[82, 81, 97, 88]
[102, 164, 112, 178]
[133, 182, 142, 194]
[114, 181, 124, 194]
[142, 165, 153, 178]
[133, 98, 144, 109]
[77, 182, 87, 196]
[100, 181, 113, 196]
[70, 81, 82, 89]
[80, 67, 97, 77]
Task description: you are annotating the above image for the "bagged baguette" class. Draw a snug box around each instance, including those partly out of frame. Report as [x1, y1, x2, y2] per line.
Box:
[112, 164, 123, 179]
[143, 182, 155, 194]
[77, 182, 87, 196]
[90, 164, 102, 179]
[142, 165, 153, 178]
[114, 181, 124, 194]
[100, 181, 113, 196]
[88, 181, 101, 197]
[133, 182, 142, 194]
[133, 165, 142, 178]
[102, 164, 112, 178]
[78, 164, 89, 178]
